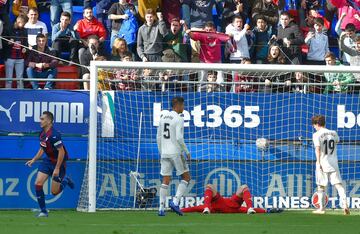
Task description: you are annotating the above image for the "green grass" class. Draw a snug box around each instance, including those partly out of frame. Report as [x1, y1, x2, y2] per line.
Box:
[0, 210, 359, 234]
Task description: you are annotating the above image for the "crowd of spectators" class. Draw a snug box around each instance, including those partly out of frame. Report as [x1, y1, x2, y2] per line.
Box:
[0, 0, 359, 93]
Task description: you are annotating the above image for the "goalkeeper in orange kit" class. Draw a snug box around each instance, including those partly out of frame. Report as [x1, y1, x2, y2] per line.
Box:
[181, 184, 283, 214]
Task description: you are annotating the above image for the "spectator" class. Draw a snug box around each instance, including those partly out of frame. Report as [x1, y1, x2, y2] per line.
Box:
[338, 5, 360, 31]
[299, 0, 321, 28]
[74, 7, 107, 43]
[187, 21, 231, 90]
[140, 68, 159, 91]
[159, 69, 181, 92]
[3, 15, 28, 89]
[51, 11, 79, 63]
[234, 59, 257, 93]
[0, 0, 11, 33]
[84, 0, 113, 33]
[137, 9, 168, 62]
[251, 16, 275, 64]
[276, 11, 304, 64]
[108, 0, 136, 47]
[266, 43, 287, 64]
[161, 0, 182, 26]
[340, 33, 360, 85]
[12, 0, 37, 17]
[183, 0, 221, 62]
[26, 34, 58, 89]
[96, 56, 112, 91]
[323, 52, 355, 94]
[24, 8, 48, 47]
[252, 0, 279, 30]
[263, 43, 291, 92]
[291, 72, 308, 93]
[340, 32, 360, 66]
[336, 13, 356, 65]
[222, 0, 250, 31]
[188, 21, 231, 64]
[111, 38, 129, 60]
[163, 18, 189, 62]
[302, 8, 330, 31]
[74, 7, 107, 63]
[114, 51, 139, 91]
[199, 71, 221, 92]
[50, 0, 72, 28]
[225, 16, 251, 63]
[138, 0, 161, 22]
[305, 17, 329, 65]
[80, 35, 109, 90]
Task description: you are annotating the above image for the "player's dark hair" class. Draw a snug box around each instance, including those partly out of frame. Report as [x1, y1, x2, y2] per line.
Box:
[171, 97, 184, 108]
[43, 111, 54, 123]
[312, 115, 325, 127]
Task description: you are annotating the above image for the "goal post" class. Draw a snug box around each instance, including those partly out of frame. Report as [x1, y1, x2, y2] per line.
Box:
[78, 61, 360, 212]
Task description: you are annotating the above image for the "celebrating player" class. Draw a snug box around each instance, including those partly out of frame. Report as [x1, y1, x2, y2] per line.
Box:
[311, 115, 350, 215]
[156, 97, 190, 216]
[25, 111, 74, 217]
[181, 184, 282, 214]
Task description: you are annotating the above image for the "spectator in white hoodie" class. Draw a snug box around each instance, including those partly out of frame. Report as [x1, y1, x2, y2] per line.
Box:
[225, 15, 251, 63]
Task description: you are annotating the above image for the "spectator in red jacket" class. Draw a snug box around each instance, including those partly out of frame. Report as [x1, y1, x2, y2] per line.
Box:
[74, 7, 107, 42]
[74, 7, 107, 64]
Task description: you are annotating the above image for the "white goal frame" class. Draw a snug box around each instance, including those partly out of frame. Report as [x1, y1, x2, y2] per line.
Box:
[87, 61, 360, 212]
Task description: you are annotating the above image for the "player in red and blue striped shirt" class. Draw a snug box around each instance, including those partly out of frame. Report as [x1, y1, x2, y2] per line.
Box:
[26, 111, 74, 217]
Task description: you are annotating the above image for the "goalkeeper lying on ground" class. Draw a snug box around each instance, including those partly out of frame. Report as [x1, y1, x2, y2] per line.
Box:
[181, 184, 283, 214]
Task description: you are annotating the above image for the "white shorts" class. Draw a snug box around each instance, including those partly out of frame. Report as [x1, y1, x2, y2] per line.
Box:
[316, 168, 343, 187]
[160, 155, 189, 176]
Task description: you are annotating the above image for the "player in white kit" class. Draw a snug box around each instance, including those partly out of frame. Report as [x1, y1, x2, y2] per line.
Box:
[311, 115, 350, 215]
[157, 97, 191, 216]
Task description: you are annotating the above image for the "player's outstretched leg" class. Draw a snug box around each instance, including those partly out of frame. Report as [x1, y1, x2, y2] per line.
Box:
[181, 205, 207, 213]
[335, 183, 350, 215]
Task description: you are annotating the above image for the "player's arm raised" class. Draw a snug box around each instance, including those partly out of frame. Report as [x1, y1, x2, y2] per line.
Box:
[25, 147, 44, 167]
[176, 119, 190, 160]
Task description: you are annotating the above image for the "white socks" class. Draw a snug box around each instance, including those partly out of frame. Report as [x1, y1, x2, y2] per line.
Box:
[317, 188, 324, 210]
[173, 180, 189, 206]
[159, 184, 168, 211]
[335, 184, 348, 208]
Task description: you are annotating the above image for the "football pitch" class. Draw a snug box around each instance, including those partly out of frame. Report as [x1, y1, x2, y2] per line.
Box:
[0, 210, 359, 234]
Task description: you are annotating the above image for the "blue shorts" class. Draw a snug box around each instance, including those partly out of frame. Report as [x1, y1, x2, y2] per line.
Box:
[38, 159, 66, 179]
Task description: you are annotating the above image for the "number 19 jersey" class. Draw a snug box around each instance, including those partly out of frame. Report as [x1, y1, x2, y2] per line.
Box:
[312, 127, 340, 173]
[157, 111, 189, 158]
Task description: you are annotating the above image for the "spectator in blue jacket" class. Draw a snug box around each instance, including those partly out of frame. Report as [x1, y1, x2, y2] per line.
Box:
[51, 11, 79, 63]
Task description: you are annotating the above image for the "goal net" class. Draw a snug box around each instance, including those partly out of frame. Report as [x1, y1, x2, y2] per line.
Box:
[77, 62, 360, 212]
